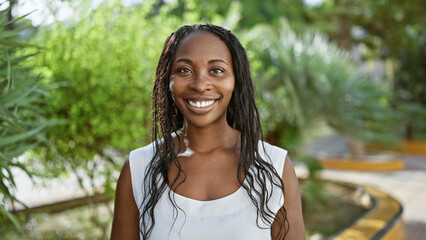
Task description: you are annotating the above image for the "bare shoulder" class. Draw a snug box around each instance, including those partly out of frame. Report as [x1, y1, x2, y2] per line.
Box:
[282, 156, 297, 183]
[279, 155, 306, 239]
[116, 159, 134, 199]
[111, 159, 140, 240]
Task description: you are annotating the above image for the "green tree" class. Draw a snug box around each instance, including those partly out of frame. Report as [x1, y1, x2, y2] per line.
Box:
[305, 0, 426, 140]
[304, 0, 425, 53]
[393, 35, 426, 140]
[150, 0, 308, 31]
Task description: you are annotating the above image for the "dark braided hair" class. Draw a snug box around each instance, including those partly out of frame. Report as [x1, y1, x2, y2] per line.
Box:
[141, 23, 289, 239]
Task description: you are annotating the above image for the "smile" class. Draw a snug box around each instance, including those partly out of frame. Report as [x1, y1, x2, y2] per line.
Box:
[187, 99, 216, 108]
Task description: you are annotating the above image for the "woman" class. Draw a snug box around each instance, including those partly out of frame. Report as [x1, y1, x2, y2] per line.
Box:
[111, 24, 305, 240]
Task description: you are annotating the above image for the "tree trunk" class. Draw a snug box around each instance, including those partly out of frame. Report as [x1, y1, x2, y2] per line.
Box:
[6, 0, 16, 30]
[347, 137, 365, 159]
[405, 123, 413, 140]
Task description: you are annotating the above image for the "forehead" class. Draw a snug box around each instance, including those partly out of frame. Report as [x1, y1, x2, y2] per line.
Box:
[173, 31, 232, 63]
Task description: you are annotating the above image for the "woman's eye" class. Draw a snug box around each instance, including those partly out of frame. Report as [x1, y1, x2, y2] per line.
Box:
[177, 68, 191, 73]
[211, 68, 224, 74]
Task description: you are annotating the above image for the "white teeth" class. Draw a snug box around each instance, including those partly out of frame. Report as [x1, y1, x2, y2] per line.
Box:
[188, 100, 215, 108]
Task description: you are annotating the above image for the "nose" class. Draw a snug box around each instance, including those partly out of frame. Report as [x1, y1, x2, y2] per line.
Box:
[189, 72, 211, 92]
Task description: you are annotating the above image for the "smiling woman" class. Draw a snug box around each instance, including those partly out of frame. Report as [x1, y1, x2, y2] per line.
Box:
[170, 31, 235, 128]
[111, 24, 305, 240]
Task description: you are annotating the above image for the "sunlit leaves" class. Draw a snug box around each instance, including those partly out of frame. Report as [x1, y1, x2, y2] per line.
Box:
[31, 2, 186, 192]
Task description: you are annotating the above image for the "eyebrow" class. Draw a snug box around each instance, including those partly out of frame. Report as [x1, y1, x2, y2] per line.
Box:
[174, 58, 192, 64]
[208, 59, 229, 66]
[174, 58, 229, 66]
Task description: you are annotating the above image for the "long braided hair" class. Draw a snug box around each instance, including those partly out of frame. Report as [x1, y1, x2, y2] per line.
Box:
[141, 23, 289, 239]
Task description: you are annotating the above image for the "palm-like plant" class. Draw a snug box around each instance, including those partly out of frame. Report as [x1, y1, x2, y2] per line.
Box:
[0, 2, 56, 227]
[245, 21, 401, 232]
[245, 20, 400, 157]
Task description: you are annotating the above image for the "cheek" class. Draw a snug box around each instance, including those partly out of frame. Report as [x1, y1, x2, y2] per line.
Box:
[223, 79, 235, 98]
[169, 79, 187, 102]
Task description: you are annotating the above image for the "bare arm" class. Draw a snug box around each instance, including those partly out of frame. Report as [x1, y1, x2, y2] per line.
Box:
[271, 156, 306, 240]
[111, 159, 140, 240]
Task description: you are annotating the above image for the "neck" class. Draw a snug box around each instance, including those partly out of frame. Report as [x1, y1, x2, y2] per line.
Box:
[182, 121, 240, 153]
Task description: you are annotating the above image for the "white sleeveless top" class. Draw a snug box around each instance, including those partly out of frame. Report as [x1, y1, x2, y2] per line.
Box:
[129, 141, 287, 240]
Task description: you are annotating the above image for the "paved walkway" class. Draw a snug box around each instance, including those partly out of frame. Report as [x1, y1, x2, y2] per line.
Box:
[319, 154, 426, 240]
[301, 135, 426, 239]
[11, 155, 106, 209]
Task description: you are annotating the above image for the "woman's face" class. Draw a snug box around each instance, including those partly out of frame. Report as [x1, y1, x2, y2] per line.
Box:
[170, 31, 235, 128]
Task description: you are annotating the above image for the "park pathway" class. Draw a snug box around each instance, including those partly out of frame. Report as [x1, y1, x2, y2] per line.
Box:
[320, 154, 426, 240]
[302, 135, 426, 239]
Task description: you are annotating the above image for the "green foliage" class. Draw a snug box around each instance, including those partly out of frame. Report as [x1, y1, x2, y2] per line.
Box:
[32, 1, 187, 189]
[150, 0, 308, 31]
[0, 2, 57, 227]
[393, 36, 426, 139]
[305, 0, 425, 54]
[245, 21, 400, 150]
[305, 0, 426, 139]
[397, 102, 426, 140]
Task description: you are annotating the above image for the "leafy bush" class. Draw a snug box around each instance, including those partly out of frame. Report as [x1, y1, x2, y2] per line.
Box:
[32, 2, 187, 196]
[0, 3, 57, 227]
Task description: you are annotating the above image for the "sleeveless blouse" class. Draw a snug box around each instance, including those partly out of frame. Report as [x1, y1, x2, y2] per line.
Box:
[129, 141, 287, 240]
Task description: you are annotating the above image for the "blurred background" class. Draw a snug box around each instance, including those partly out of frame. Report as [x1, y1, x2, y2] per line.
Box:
[0, 0, 425, 239]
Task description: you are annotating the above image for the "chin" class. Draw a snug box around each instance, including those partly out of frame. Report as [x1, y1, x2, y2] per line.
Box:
[184, 115, 228, 129]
